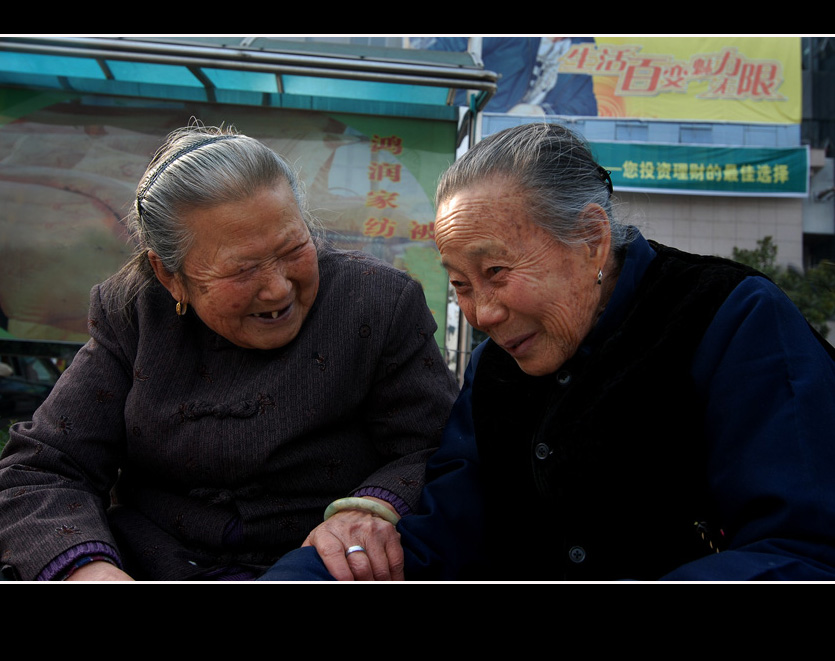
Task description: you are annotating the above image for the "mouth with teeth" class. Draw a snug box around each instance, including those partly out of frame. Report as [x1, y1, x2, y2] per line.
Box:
[252, 306, 290, 320]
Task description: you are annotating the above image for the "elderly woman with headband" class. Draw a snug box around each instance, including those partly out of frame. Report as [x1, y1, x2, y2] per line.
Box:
[0, 125, 458, 581]
[264, 122, 835, 581]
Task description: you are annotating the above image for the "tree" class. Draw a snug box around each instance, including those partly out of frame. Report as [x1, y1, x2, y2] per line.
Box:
[731, 236, 835, 339]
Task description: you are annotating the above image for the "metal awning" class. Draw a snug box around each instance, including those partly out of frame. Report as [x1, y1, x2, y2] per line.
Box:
[0, 36, 497, 121]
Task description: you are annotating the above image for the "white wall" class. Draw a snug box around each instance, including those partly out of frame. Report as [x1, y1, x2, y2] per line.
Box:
[617, 192, 805, 269]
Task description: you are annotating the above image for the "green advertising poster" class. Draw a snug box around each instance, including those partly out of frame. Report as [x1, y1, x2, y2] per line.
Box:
[592, 141, 809, 197]
[0, 94, 456, 347]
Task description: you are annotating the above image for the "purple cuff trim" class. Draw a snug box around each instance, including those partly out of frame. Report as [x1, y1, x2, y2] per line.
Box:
[38, 542, 122, 581]
[351, 487, 411, 518]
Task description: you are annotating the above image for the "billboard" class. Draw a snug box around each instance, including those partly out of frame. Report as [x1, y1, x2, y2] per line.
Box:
[593, 141, 809, 197]
[0, 92, 455, 346]
[413, 36, 802, 124]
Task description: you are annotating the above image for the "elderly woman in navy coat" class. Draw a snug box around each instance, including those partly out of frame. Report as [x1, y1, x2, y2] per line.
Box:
[264, 122, 835, 581]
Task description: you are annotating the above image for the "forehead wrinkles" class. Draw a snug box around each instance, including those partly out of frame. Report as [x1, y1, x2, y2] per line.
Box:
[182, 189, 307, 277]
[437, 181, 527, 229]
[436, 185, 541, 260]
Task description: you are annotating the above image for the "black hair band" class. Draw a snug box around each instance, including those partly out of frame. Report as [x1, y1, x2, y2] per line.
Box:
[136, 134, 238, 215]
[597, 165, 613, 195]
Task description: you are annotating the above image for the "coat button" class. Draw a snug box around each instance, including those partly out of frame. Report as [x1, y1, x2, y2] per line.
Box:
[568, 546, 586, 563]
[556, 371, 572, 386]
[534, 443, 551, 460]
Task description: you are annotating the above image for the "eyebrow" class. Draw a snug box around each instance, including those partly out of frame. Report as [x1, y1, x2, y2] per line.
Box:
[441, 243, 509, 269]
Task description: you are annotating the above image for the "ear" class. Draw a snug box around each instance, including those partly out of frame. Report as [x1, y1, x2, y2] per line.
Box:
[148, 250, 187, 303]
[579, 203, 612, 262]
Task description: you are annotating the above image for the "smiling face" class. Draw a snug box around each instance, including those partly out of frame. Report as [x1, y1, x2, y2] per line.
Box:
[150, 182, 319, 350]
[435, 177, 611, 376]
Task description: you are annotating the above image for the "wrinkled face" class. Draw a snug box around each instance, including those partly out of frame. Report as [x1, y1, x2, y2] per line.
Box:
[435, 177, 609, 376]
[160, 183, 319, 350]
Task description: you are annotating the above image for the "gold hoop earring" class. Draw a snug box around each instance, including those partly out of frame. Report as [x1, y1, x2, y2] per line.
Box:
[176, 301, 188, 316]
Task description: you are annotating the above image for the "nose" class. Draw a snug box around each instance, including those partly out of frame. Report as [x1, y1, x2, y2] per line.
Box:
[257, 264, 292, 301]
[469, 290, 507, 330]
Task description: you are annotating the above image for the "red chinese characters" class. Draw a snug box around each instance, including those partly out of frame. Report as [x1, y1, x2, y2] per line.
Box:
[561, 43, 786, 101]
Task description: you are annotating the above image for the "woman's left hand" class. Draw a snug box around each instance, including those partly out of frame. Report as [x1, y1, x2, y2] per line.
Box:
[302, 497, 404, 581]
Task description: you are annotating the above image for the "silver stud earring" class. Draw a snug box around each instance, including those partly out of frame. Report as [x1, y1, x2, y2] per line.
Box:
[597, 269, 603, 285]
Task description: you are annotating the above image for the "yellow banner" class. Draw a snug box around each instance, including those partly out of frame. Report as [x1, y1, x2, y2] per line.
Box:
[565, 36, 802, 124]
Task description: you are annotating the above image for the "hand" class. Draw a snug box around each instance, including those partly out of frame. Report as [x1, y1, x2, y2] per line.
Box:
[65, 561, 134, 581]
[303, 497, 404, 581]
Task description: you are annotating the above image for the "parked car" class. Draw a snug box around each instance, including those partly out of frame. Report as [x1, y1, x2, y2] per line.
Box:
[0, 354, 63, 428]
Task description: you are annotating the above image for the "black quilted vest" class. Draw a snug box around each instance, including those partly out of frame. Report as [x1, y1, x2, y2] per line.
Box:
[471, 242, 780, 580]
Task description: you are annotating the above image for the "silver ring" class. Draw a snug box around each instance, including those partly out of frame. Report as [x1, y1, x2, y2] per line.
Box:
[345, 545, 366, 557]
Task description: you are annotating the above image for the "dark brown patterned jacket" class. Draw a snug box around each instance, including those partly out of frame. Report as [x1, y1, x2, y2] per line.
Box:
[0, 245, 458, 580]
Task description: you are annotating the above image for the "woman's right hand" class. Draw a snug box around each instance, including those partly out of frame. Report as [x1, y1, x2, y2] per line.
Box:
[65, 561, 134, 581]
[303, 498, 404, 581]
